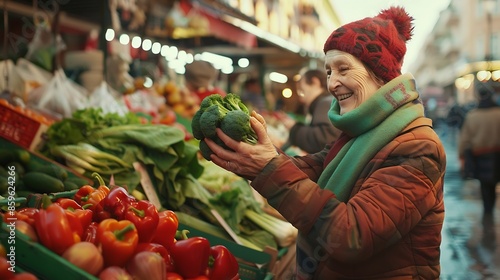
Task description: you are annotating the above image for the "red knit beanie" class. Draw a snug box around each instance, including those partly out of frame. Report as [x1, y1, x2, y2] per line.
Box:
[323, 6, 414, 83]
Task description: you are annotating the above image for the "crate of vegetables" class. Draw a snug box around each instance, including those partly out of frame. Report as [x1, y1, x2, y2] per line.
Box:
[0, 99, 53, 152]
[0, 220, 98, 280]
[1, 175, 243, 280]
[0, 139, 92, 202]
[176, 212, 276, 280]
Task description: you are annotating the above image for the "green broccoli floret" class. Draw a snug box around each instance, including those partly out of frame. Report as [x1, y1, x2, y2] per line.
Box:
[200, 94, 225, 111]
[220, 110, 258, 144]
[199, 104, 230, 139]
[199, 140, 213, 160]
[191, 109, 204, 140]
[199, 137, 232, 161]
[223, 93, 250, 114]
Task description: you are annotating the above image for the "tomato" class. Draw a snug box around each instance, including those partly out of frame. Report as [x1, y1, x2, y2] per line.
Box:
[12, 272, 38, 280]
[166, 272, 184, 280]
[99, 266, 133, 280]
[62, 242, 103, 276]
[0, 244, 6, 258]
[0, 257, 15, 279]
[185, 276, 209, 280]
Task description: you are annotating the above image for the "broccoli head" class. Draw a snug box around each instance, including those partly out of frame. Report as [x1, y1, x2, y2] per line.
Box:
[199, 140, 213, 161]
[220, 110, 258, 144]
[199, 104, 230, 139]
[200, 94, 225, 111]
[199, 137, 232, 161]
[191, 109, 204, 140]
[223, 93, 250, 114]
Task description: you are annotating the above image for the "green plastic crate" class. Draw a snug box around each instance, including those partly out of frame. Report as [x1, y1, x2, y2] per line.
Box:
[177, 223, 276, 280]
[0, 221, 98, 280]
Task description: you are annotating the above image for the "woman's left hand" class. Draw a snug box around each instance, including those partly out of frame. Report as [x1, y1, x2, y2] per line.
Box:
[205, 111, 279, 180]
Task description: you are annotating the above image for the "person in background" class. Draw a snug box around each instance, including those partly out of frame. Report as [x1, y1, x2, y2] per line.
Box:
[280, 68, 342, 153]
[184, 60, 226, 104]
[204, 6, 446, 279]
[240, 77, 267, 112]
[458, 85, 500, 221]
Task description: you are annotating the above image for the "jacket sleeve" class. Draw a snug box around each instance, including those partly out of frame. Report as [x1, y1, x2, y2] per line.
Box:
[288, 97, 341, 153]
[252, 128, 446, 263]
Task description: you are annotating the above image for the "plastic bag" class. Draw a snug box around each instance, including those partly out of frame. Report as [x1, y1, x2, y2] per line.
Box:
[28, 69, 88, 119]
[25, 22, 66, 72]
[14, 58, 53, 101]
[123, 89, 165, 118]
[0, 60, 23, 98]
[87, 81, 129, 115]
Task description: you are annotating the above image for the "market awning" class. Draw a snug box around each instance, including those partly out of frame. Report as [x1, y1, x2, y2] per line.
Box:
[177, 0, 257, 49]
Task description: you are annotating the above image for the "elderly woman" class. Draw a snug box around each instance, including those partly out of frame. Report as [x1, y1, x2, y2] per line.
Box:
[205, 6, 446, 279]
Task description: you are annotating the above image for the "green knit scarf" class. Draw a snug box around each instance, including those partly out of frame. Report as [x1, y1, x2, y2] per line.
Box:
[317, 73, 425, 202]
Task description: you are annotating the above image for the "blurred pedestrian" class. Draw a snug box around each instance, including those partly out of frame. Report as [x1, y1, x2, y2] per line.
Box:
[458, 86, 500, 220]
[240, 77, 267, 112]
[280, 68, 342, 153]
[184, 60, 226, 104]
[205, 6, 446, 279]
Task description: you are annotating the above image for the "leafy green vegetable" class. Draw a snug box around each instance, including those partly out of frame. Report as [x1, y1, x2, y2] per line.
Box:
[42, 107, 141, 153]
[41, 108, 204, 195]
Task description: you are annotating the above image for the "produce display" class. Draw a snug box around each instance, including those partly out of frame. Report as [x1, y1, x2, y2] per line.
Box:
[1, 173, 240, 280]
[0, 90, 297, 279]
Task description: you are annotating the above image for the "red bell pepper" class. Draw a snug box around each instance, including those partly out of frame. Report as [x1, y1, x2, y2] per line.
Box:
[97, 218, 139, 267]
[64, 208, 93, 238]
[74, 173, 110, 209]
[134, 243, 175, 272]
[208, 245, 239, 280]
[151, 210, 178, 250]
[3, 208, 39, 227]
[123, 200, 159, 243]
[83, 222, 99, 244]
[74, 185, 109, 209]
[0, 257, 15, 280]
[93, 186, 136, 222]
[34, 202, 81, 255]
[55, 198, 83, 210]
[169, 236, 211, 278]
[166, 272, 184, 280]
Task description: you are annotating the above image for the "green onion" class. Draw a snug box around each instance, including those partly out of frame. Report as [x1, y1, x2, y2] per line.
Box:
[245, 209, 298, 248]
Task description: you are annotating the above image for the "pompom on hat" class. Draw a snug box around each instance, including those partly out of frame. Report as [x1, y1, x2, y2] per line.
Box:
[323, 6, 414, 83]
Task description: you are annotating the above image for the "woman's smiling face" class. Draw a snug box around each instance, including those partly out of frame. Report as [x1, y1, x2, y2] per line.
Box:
[324, 50, 383, 115]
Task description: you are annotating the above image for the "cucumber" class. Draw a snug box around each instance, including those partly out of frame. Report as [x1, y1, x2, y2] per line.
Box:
[0, 149, 30, 166]
[63, 180, 79, 191]
[64, 176, 91, 188]
[30, 164, 68, 181]
[0, 176, 8, 195]
[15, 190, 34, 198]
[23, 172, 65, 193]
[6, 162, 25, 177]
[0, 166, 7, 177]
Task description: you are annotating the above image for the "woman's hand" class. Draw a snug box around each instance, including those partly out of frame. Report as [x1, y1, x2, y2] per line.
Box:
[205, 111, 279, 180]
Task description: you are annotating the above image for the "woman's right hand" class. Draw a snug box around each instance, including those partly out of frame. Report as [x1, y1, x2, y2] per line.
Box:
[205, 111, 279, 180]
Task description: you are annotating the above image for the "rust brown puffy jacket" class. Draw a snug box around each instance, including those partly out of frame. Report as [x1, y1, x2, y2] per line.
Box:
[252, 118, 446, 279]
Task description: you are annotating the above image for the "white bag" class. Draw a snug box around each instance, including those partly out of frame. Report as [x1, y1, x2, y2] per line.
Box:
[28, 69, 88, 119]
[87, 81, 129, 115]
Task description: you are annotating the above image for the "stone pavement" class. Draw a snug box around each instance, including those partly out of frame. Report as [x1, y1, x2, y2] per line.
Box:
[438, 126, 500, 280]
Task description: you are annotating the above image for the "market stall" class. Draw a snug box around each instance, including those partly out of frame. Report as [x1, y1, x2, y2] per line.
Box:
[0, 0, 342, 279]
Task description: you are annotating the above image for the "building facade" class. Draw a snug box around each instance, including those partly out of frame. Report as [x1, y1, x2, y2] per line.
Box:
[411, 0, 500, 116]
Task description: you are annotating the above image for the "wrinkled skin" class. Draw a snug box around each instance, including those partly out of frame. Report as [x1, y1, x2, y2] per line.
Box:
[324, 50, 383, 115]
[205, 111, 278, 179]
